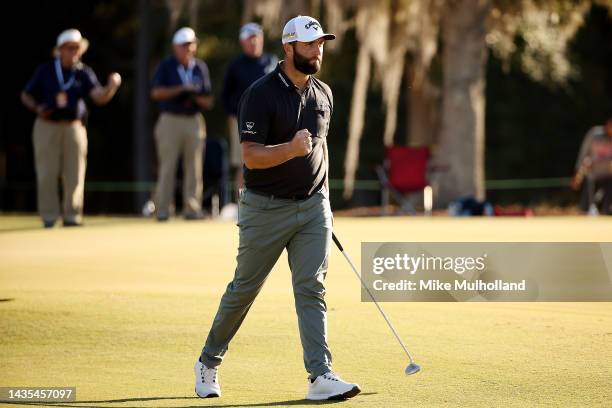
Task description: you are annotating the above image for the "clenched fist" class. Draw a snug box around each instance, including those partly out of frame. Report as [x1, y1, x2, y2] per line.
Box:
[108, 72, 122, 89]
[290, 129, 313, 157]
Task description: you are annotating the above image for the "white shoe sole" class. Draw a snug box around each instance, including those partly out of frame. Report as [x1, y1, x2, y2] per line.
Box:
[195, 388, 220, 398]
[306, 385, 361, 400]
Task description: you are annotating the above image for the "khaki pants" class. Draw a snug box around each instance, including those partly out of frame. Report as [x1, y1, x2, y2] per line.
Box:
[32, 118, 87, 224]
[154, 112, 206, 217]
[227, 115, 242, 168]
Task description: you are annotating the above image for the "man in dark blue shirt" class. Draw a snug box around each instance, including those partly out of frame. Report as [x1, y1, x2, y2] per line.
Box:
[21, 29, 121, 228]
[151, 27, 213, 221]
[221, 23, 277, 197]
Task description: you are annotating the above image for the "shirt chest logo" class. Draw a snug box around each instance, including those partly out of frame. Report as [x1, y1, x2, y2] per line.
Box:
[246, 122, 255, 130]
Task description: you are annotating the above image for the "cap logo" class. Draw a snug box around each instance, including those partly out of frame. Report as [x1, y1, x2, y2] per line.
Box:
[282, 31, 297, 40]
[304, 21, 320, 31]
[246, 122, 254, 130]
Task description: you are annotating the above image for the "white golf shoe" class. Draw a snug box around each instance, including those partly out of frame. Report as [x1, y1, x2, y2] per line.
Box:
[306, 372, 361, 400]
[194, 360, 221, 398]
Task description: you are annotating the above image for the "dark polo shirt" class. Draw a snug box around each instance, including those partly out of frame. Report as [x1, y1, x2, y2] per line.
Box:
[24, 60, 99, 121]
[238, 62, 333, 199]
[152, 56, 212, 115]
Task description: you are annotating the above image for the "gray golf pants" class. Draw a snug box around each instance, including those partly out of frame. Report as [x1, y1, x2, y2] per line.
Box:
[200, 188, 333, 379]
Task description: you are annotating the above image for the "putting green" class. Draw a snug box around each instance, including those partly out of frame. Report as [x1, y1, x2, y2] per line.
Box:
[1, 215, 611, 407]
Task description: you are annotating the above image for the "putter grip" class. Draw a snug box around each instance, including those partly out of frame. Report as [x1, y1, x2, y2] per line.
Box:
[331, 232, 344, 252]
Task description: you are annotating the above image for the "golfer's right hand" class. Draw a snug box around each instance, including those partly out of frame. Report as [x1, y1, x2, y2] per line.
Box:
[291, 129, 312, 157]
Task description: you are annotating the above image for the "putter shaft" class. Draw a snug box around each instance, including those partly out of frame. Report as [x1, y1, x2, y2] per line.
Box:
[332, 232, 416, 364]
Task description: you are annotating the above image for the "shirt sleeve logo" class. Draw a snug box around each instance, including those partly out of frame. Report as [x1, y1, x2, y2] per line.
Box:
[242, 121, 257, 135]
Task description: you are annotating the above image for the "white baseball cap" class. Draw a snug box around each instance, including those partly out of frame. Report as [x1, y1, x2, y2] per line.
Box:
[173, 27, 198, 45]
[239, 23, 263, 40]
[281, 16, 335, 44]
[55, 29, 89, 53]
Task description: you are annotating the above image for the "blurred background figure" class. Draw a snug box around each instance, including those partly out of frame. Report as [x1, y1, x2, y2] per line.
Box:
[20, 29, 121, 228]
[572, 115, 612, 215]
[151, 27, 213, 221]
[221, 22, 277, 199]
[3, 2, 612, 218]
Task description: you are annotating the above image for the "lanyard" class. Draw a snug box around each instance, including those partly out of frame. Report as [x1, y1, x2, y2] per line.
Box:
[54, 58, 76, 91]
[177, 60, 195, 85]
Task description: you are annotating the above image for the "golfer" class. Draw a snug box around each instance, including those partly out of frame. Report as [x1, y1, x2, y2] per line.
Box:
[195, 16, 361, 400]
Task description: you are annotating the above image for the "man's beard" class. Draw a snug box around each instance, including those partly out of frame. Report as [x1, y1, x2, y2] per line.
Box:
[293, 48, 320, 75]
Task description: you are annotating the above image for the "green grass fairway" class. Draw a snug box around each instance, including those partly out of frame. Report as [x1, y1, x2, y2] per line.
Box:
[1, 215, 612, 407]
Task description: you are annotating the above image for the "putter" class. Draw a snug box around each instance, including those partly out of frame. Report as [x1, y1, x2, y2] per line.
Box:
[331, 232, 421, 376]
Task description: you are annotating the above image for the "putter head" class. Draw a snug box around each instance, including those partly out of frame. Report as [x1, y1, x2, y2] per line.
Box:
[405, 362, 421, 375]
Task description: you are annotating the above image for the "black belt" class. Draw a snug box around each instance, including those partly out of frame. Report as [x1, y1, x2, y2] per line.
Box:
[249, 189, 312, 201]
[44, 118, 81, 124]
[163, 111, 199, 116]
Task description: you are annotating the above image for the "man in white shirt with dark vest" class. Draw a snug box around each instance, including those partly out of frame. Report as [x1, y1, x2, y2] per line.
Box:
[194, 16, 361, 401]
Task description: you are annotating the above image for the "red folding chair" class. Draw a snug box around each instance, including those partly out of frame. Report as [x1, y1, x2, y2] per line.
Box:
[376, 145, 435, 215]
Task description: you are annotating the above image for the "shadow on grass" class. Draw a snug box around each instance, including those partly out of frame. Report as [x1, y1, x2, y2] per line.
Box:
[0, 217, 149, 234]
[0, 396, 197, 408]
[0, 226, 48, 233]
[0, 393, 377, 407]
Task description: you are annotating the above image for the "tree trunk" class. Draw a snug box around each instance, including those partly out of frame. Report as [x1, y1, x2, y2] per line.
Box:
[434, 0, 490, 206]
[165, 0, 185, 35]
[133, 0, 153, 211]
[343, 3, 388, 199]
[405, 0, 443, 147]
[188, 0, 200, 28]
[343, 41, 371, 199]
[407, 61, 440, 146]
[382, 48, 406, 147]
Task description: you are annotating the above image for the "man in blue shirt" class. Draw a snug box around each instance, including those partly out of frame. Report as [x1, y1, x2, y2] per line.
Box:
[151, 27, 213, 221]
[21, 29, 121, 228]
[221, 23, 277, 198]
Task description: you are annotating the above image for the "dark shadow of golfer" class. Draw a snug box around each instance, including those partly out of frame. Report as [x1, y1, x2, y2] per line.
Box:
[211, 394, 378, 407]
[0, 396, 197, 408]
[0, 393, 377, 407]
